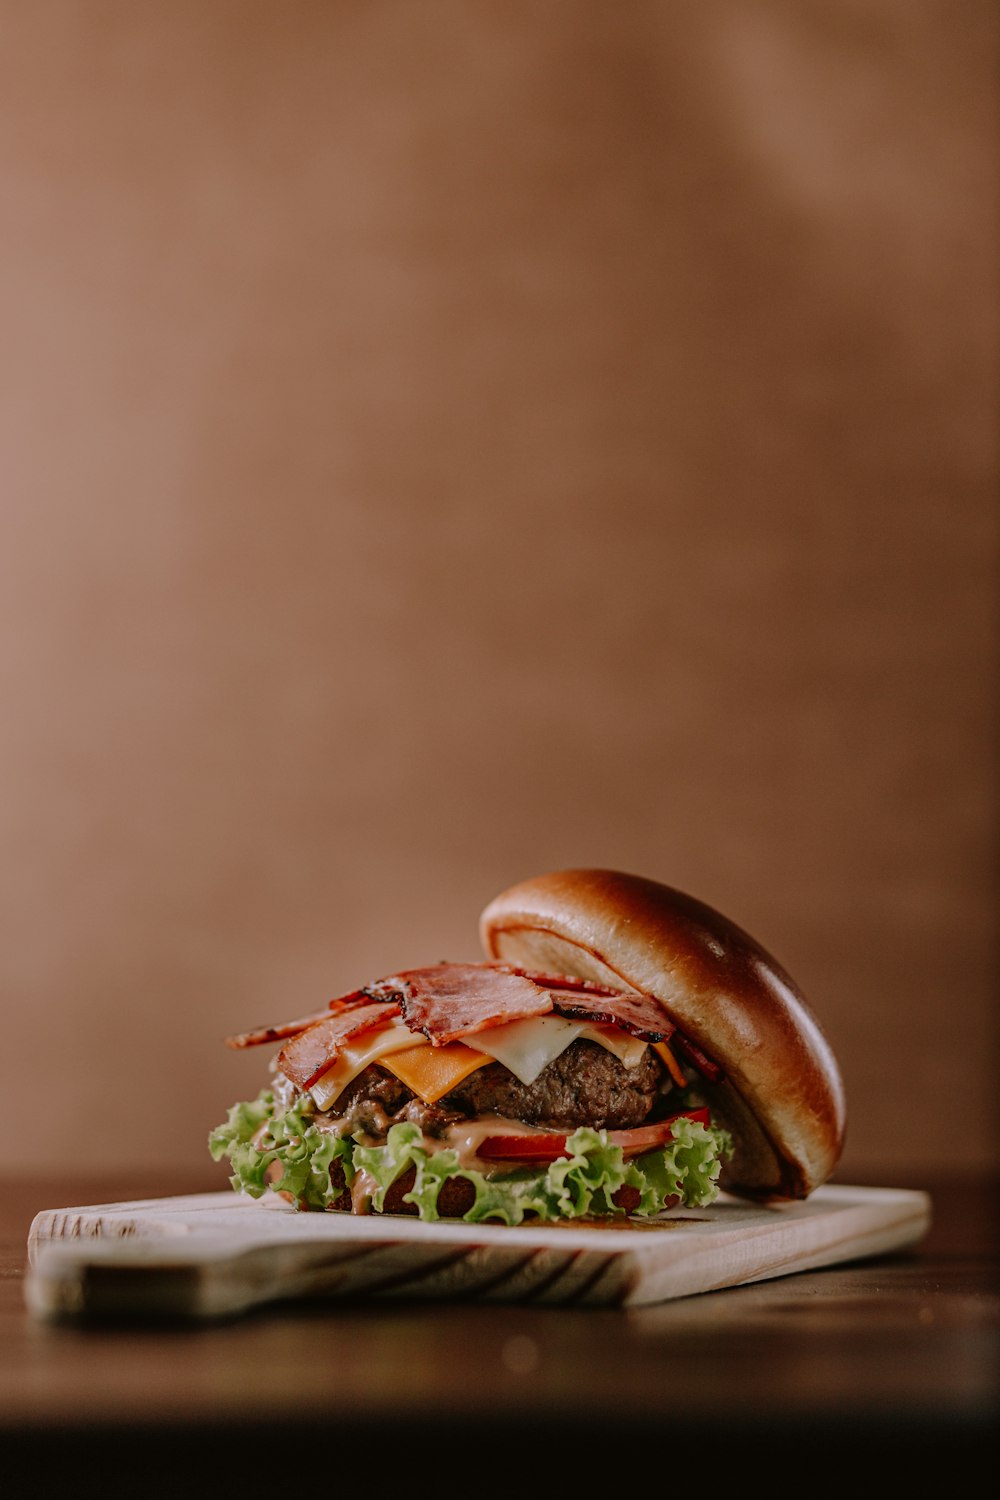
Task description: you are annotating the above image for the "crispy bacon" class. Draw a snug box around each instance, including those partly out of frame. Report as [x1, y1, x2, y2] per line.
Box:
[671, 1031, 724, 1082]
[224, 987, 373, 1049]
[277, 1001, 400, 1090]
[491, 964, 676, 1045]
[495, 965, 625, 998]
[327, 987, 377, 1013]
[387, 963, 553, 1045]
[225, 1008, 334, 1050]
[547, 987, 673, 1042]
[229, 961, 705, 1089]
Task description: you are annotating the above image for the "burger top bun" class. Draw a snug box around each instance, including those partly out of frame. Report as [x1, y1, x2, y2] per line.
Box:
[479, 868, 847, 1200]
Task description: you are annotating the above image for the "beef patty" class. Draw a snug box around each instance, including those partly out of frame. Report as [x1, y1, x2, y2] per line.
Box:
[331, 1038, 668, 1139]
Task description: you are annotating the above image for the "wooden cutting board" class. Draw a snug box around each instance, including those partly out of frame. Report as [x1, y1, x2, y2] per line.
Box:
[24, 1183, 931, 1319]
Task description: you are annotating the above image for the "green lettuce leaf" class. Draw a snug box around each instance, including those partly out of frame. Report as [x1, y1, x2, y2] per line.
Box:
[208, 1090, 353, 1210]
[209, 1094, 732, 1223]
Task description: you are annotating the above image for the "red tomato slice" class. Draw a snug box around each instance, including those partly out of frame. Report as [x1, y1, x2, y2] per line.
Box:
[477, 1107, 711, 1163]
[476, 1132, 572, 1162]
[607, 1106, 710, 1155]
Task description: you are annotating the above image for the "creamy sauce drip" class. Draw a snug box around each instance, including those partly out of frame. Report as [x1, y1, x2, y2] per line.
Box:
[350, 1169, 377, 1214]
[441, 1116, 561, 1176]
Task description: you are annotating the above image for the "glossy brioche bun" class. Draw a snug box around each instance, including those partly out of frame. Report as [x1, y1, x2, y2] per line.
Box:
[479, 868, 846, 1200]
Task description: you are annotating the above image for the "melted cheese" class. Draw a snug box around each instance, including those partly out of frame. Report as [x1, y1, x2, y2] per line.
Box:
[307, 1013, 651, 1110]
[653, 1038, 687, 1087]
[463, 1015, 647, 1085]
[309, 1019, 417, 1110]
[381, 1041, 489, 1103]
[578, 1022, 648, 1072]
[463, 1015, 583, 1084]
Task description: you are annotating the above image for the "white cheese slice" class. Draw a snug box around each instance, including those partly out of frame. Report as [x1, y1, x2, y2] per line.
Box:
[462, 1015, 584, 1085]
[577, 1022, 648, 1072]
[463, 1014, 648, 1086]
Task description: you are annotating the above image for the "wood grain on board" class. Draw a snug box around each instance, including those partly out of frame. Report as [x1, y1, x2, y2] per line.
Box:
[25, 1183, 931, 1318]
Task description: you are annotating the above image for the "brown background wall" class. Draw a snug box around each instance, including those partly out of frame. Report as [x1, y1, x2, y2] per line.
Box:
[1, 1, 996, 1185]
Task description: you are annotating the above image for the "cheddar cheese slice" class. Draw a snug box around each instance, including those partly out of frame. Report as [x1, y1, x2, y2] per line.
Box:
[653, 1038, 687, 1087]
[381, 1040, 490, 1104]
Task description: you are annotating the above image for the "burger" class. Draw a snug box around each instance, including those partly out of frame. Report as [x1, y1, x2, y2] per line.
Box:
[208, 868, 846, 1223]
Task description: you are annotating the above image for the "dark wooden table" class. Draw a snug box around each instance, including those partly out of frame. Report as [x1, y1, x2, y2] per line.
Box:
[2, 1167, 997, 1492]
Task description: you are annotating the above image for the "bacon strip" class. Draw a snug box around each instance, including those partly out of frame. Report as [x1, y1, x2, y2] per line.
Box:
[672, 1031, 724, 1082]
[497, 965, 625, 998]
[327, 987, 379, 1013]
[492, 963, 673, 1041]
[229, 962, 691, 1084]
[277, 1001, 400, 1090]
[225, 1008, 334, 1050]
[388, 963, 553, 1045]
[548, 988, 674, 1042]
[224, 987, 374, 1050]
